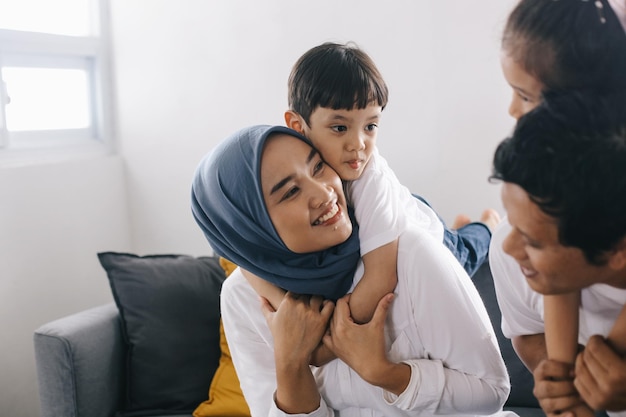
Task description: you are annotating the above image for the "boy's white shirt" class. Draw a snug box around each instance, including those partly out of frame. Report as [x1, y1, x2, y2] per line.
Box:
[489, 220, 626, 417]
[221, 225, 512, 417]
[345, 147, 444, 256]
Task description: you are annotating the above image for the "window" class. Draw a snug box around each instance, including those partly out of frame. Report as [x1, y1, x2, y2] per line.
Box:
[0, 0, 112, 160]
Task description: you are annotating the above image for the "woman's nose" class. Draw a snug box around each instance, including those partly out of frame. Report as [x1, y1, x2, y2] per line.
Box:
[310, 181, 334, 208]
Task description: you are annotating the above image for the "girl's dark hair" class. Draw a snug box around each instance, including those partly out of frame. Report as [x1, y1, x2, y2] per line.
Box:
[288, 42, 389, 125]
[502, 0, 626, 93]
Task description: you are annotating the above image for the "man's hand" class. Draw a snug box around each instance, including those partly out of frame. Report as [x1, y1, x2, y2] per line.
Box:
[575, 335, 626, 412]
[533, 359, 593, 417]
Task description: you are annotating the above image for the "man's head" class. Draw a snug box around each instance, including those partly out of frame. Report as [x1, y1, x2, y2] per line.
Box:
[491, 92, 626, 293]
[286, 42, 388, 181]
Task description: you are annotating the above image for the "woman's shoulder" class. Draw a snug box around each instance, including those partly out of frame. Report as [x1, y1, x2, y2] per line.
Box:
[221, 267, 258, 306]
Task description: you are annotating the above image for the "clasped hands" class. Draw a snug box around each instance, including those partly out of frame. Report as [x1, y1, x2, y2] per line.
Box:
[534, 335, 626, 417]
[260, 291, 395, 381]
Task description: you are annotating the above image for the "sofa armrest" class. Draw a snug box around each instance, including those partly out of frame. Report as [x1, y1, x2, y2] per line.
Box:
[34, 303, 125, 417]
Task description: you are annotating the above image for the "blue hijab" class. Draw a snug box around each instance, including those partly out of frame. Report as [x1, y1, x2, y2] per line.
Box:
[191, 125, 360, 300]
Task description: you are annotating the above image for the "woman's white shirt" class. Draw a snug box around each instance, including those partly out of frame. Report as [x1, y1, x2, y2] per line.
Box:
[221, 225, 510, 417]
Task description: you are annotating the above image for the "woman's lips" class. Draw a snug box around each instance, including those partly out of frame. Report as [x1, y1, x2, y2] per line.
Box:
[312, 203, 341, 226]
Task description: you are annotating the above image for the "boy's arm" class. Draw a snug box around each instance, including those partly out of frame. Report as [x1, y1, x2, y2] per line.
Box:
[541, 292, 593, 417]
[349, 239, 398, 324]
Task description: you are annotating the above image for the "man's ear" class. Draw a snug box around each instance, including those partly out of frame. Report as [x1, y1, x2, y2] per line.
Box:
[284, 110, 306, 134]
[607, 237, 626, 271]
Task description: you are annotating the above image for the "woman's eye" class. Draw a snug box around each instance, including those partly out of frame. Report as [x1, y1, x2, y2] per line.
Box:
[281, 186, 299, 202]
[517, 92, 531, 103]
[331, 125, 347, 133]
[313, 160, 325, 175]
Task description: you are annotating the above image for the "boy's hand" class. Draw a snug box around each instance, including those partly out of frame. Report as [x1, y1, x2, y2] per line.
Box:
[533, 359, 590, 417]
[575, 335, 626, 411]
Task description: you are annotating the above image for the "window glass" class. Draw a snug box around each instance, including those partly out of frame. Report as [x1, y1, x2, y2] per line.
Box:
[3, 67, 91, 131]
[0, 0, 92, 36]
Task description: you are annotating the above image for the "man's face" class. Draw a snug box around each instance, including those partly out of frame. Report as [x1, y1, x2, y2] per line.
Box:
[500, 182, 621, 294]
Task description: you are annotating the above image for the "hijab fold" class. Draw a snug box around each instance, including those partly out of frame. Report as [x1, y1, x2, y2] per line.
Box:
[191, 125, 360, 300]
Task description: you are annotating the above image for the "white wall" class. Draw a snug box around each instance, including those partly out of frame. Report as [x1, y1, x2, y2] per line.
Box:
[0, 155, 132, 417]
[110, 0, 517, 258]
[1, 1, 518, 416]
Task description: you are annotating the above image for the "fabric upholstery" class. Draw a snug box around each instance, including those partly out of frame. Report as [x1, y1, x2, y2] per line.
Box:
[34, 304, 125, 417]
[471, 261, 539, 409]
[193, 257, 250, 417]
[98, 252, 226, 416]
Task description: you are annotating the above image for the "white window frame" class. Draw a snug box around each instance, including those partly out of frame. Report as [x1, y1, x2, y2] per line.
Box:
[0, 0, 114, 165]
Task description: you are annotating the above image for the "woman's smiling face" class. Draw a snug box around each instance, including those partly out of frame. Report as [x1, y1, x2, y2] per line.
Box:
[260, 133, 353, 253]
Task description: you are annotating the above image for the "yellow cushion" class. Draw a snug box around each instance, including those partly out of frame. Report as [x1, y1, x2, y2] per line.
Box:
[193, 258, 251, 417]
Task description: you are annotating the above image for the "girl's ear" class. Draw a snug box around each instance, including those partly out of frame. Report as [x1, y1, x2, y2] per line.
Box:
[284, 110, 306, 134]
[608, 237, 626, 271]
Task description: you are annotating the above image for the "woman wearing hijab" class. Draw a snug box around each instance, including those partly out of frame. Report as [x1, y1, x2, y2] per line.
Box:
[191, 125, 511, 417]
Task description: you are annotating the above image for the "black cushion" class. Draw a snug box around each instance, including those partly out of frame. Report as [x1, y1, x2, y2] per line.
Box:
[98, 252, 226, 417]
[471, 261, 539, 409]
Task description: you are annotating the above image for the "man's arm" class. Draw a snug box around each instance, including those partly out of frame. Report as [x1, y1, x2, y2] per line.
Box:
[349, 239, 398, 324]
[512, 333, 548, 371]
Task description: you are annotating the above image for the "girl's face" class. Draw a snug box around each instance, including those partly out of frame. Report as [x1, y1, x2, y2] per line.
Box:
[261, 133, 353, 253]
[500, 53, 545, 120]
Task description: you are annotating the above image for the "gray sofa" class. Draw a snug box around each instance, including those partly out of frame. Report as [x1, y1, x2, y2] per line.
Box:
[34, 254, 542, 417]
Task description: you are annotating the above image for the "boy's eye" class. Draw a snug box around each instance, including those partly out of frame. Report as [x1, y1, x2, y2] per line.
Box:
[331, 125, 347, 133]
[365, 123, 378, 132]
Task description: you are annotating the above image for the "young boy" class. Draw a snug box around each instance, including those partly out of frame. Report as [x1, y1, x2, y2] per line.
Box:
[282, 42, 499, 323]
[242, 42, 499, 325]
[490, 91, 626, 416]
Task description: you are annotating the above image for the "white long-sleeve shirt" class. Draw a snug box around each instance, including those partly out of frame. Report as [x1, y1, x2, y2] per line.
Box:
[221, 225, 511, 417]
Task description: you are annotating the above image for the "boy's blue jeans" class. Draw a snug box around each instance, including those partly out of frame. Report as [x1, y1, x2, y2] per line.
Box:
[413, 194, 491, 277]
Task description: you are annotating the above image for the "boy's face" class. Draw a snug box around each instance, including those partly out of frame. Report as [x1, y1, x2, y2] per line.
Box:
[261, 133, 352, 254]
[299, 104, 382, 181]
[500, 182, 625, 294]
[500, 52, 544, 120]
